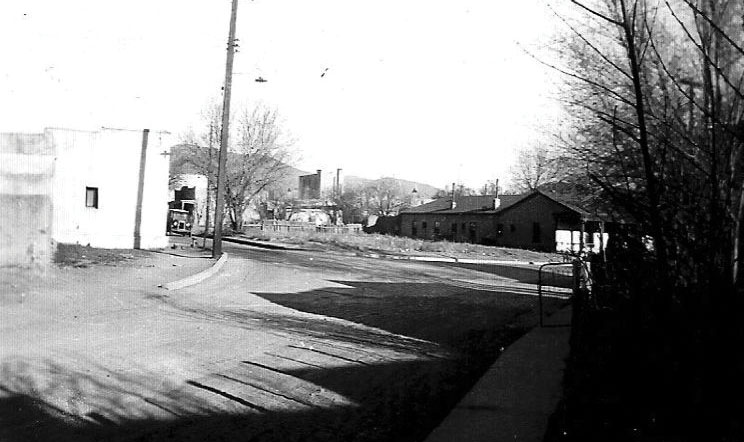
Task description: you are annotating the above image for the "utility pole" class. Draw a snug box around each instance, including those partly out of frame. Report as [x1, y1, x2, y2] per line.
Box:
[203, 122, 215, 249]
[133, 129, 150, 249]
[212, 0, 239, 258]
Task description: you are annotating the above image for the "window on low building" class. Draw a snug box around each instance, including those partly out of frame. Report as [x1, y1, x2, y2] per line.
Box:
[532, 222, 541, 243]
[411, 221, 418, 237]
[85, 187, 98, 208]
[434, 221, 440, 235]
[422, 221, 428, 230]
[468, 222, 477, 243]
[451, 223, 457, 234]
[496, 223, 504, 236]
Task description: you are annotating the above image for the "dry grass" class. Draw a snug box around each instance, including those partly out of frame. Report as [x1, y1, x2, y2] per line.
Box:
[54, 243, 149, 268]
[240, 228, 562, 261]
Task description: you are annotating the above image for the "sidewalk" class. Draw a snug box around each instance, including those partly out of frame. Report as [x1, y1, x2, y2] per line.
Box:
[425, 307, 571, 442]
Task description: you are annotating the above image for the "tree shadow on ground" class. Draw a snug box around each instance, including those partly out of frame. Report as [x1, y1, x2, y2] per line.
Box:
[253, 280, 567, 347]
[0, 355, 525, 442]
[431, 262, 575, 288]
[0, 354, 491, 442]
[1, 281, 567, 442]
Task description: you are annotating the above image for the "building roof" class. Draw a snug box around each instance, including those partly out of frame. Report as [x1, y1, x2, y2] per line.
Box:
[402, 189, 634, 224]
[401, 194, 527, 214]
[479, 190, 593, 217]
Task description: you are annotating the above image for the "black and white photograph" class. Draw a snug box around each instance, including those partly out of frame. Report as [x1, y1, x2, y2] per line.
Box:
[1, 1, 743, 441]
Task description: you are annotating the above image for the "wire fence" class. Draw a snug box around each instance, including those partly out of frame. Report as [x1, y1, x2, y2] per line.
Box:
[247, 221, 364, 234]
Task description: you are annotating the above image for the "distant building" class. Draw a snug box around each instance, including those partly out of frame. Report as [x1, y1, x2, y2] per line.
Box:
[288, 168, 344, 225]
[169, 173, 208, 229]
[400, 190, 618, 253]
[298, 170, 322, 200]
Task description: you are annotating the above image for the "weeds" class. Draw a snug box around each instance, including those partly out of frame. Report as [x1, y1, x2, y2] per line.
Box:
[240, 228, 560, 261]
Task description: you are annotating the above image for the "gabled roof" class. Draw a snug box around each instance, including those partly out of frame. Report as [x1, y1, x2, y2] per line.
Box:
[492, 189, 634, 223]
[481, 190, 593, 217]
[401, 189, 635, 224]
[401, 194, 527, 214]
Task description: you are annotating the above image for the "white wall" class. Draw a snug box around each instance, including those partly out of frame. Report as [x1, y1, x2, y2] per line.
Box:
[51, 128, 172, 249]
[556, 229, 610, 254]
[0, 133, 55, 266]
[138, 130, 172, 249]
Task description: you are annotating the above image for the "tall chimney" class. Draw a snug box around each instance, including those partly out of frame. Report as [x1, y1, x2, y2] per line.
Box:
[493, 178, 500, 209]
[493, 178, 501, 210]
[336, 168, 342, 196]
[451, 182, 457, 209]
[316, 169, 322, 199]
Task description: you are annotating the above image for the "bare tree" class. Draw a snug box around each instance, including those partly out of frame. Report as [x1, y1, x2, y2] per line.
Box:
[367, 178, 408, 216]
[541, 0, 743, 291]
[509, 143, 564, 192]
[224, 106, 293, 230]
[432, 183, 479, 199]
[540, 0, 744, 438]
[173, 101, 221, 236]
[176, 102, 294, 232]
[479, 180, 500, 196]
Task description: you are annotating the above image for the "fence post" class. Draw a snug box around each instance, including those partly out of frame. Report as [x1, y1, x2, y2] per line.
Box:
[572, 259, 582, 292]
[538, 266, 544, 327]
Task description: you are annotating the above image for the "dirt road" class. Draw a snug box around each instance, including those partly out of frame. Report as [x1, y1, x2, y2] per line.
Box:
[0, 241, 567, 442]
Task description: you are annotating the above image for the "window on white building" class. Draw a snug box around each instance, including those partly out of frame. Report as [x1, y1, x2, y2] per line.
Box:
[86, 187, 98, 208]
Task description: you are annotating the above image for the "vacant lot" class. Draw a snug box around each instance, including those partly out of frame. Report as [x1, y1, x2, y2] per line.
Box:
[1, 242, 567, 442]
[238, 227, 563, 262]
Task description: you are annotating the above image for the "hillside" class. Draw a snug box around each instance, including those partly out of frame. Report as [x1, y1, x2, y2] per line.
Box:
[169, 143, 311, 195]
[170, 146, 440, 200]
[343, 175, 441, 198]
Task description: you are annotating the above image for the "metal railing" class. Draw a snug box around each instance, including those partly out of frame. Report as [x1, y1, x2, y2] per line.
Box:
[538, 261, 583, 327]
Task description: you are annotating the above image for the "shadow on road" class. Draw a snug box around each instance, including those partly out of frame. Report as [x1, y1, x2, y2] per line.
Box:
[254, 280, 567, 347]
[433, 262, 574, 288]
[0, 280, 567, 442]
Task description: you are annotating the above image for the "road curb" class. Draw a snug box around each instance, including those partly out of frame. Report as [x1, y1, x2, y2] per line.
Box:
[160, 252, 228, 290]
[354, 252, 554, 266]
[223, 236, 305, 251]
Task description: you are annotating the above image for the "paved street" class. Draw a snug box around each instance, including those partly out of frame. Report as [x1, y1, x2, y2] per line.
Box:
[0, 241, 567, 442]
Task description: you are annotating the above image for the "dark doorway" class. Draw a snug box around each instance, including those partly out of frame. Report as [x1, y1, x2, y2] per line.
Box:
[532, 222, 541, 243]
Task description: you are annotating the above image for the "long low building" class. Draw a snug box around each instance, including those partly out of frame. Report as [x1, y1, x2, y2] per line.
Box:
[399, 190, 619, 253]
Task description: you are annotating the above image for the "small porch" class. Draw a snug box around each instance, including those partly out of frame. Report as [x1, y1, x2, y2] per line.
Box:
[554, 213, 610, 256]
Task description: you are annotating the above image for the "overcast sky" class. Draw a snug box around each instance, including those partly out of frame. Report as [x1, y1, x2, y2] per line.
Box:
[1, 1, 563, 189]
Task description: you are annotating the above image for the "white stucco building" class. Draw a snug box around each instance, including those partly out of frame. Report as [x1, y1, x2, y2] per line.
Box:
[50, 127, 173, 249]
